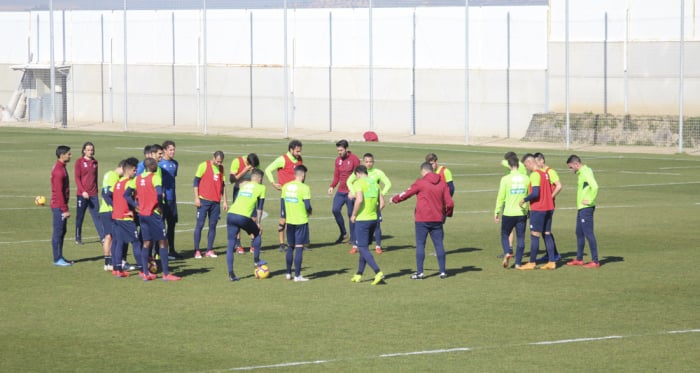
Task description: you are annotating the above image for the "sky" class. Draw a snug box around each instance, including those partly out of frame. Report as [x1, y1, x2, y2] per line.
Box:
[0, 0, 548, 11]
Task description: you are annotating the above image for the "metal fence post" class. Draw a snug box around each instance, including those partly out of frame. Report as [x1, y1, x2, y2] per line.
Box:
[465, 0, 470, 144]
[679, 0, 685, 153]
[50, 0, 56, 128]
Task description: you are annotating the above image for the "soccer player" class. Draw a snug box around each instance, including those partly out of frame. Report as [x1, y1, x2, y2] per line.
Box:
[518, 153, 557, 270]
[229, 152, 260, 254]
[130, 158, 180, 281]
[494, 156, 530, 268]
[226, 169, 267, 282]
[327, 140, 360, 244]
[265, 140, 303, 252]
[349, 165, 385, 285]
[74, 141, 104, 245]
[281, 165, 312, 282]
[110, 157, 142, 277]
[50, 145, 73, 266]
[346, 153, 392, 254]
[499, 151, 527, 258]
[136, 144, 154, 175]
[566, 155, 601, 268]
[391, 162, 454, 279]
[534, 152, 562, 263]
[425, 153, 454, 196]
[159, 140, 182, 259]
[98, 159, 125, 271]
[193, 151, 228, 259]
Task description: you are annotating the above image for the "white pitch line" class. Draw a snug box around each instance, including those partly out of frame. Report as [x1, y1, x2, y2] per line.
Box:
[380, 347, 472, 358]
[221, 328, 699, 372]
[529, 335, 623, 345]
[667, 329, 700, 334]
[229, 360, 333, 371]
[621, 171, 681, 176]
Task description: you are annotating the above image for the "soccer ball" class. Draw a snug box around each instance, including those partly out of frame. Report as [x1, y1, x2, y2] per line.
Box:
[254, 264, 270, 279]
[34, 195, 46, 206]
[147, 258, 159, 274]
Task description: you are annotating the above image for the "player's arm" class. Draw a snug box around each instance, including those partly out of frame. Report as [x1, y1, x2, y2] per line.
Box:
[102, 185, 114, 207]
[443, 168, 455, 196]
[582, 168, 599, 205]
[264, 156, 285, 189]
[328, 161, 340, 194]
[494, 178, 507, 221]
[52, 169, 69, 213]
[220, 173, 228, 211]
[350, 189, 363, 223]
[346, 173, 357, 197]
[124, 187, 138, 210]
[193, 162, 207, 207]
[378, 171, 392, 195]
[444, 184, 454, 218]
[391, 181, 419, 204]
[378, 192, 385, 211]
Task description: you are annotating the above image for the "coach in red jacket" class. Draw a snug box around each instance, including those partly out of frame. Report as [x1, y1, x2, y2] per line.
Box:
[391, 162, 454, 279]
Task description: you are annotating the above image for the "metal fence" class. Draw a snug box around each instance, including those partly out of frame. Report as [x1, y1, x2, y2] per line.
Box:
[0, 0, 698, 151]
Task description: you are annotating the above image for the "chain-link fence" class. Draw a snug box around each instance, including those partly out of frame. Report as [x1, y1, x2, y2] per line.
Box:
[0, 0, 698, 151]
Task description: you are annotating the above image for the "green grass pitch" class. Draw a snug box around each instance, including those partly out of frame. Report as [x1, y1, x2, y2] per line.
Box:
[0, 127, 698, 372]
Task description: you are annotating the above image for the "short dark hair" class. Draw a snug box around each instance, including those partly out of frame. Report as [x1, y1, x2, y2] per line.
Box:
[566, 154, 582, 164]
[363, 153, 374, 159]
[55, 145, 70, 158]
[162, 140, 175, 149]
[124, 157, 139, 169]
[151, 144, 163, 152]
[355, 165, 368, 175]
[507, 156, 519, 168]
[504, 151, 517, 160]
[288, 140, 303, 151]
[213, 150, 225, 160]
[251, 169, 264, 179]
[521, 153, 535, 164]
[81, 141, 95, 156]
[117, 159, 128, 168]
[534, 152, 545, 162]
[144, 157, 158, 172]
[420, 162, 433, 172]
[425, 153, 438, 162]
[336, 139, 349, 149]
[247, 153, 260, 168]
[294, 164, 307, 174]
[143, 144, 153, 155]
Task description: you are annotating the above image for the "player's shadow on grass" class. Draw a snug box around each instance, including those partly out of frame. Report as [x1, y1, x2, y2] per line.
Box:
[442, 265, 482, 277]
[384, 268, 415, 280]
[446, 247, 482, 255]
[384, 244, 415, 252]
[308, 268, 350, 279]
[599, 256, 624, 266]
[171, 265, 213, 277]
[74, 255, 103, 263]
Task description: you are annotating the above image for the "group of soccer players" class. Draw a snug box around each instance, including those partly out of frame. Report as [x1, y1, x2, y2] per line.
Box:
[49, 138, 600, 283]
[494, 151, 600, 270]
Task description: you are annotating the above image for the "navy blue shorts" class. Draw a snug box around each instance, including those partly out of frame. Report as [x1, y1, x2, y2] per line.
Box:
[139, 214, 166, 241]
[529, 210, 553, 233]
[113, 220, 140, 244]
[99, 212, 114, 236]
[286, 223, 310, 247]
[353, 220, 377, 247]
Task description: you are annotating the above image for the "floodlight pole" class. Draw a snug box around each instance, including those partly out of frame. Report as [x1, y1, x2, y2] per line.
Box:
[565, 0, 570, 150]
[465, 0, 470, 144]
[679, 0, 685, 153]
[50, 0, 56, 128]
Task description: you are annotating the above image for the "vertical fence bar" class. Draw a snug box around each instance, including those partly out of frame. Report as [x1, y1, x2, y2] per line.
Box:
[545, 5, 550, 112]
[250, 11, 253, 128]
[202, 0, 208, 135]
[100, 14, 104, 123]
[679, 0, 685, 153]
[369, 0, 374, 131]
[411, 9, 416, 135]
[123, 0, 127, 131]
[506, 11, 511, 138]
[109, 26, 113, 124]
[50, 0, 56, 128]
[284, 0, 289, 138]
[565, 0, 570, 149]
[624, 7, 629, 114]
[171, 11, 175, 126]
[465, 0, 470, 144]
[604, 12, 608, 114]
[37, 14, 40, 62]
[196, 36, 200, 129]
[329, 11, 333, 132]
[62, 10, 66, 64]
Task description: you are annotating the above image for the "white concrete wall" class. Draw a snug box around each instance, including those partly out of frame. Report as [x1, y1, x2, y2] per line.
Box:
[1, 2, 698, 139]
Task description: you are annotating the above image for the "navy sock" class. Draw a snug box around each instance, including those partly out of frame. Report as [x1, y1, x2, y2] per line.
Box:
[159, 247, 169, 275]
[529, 235, 540, 262]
